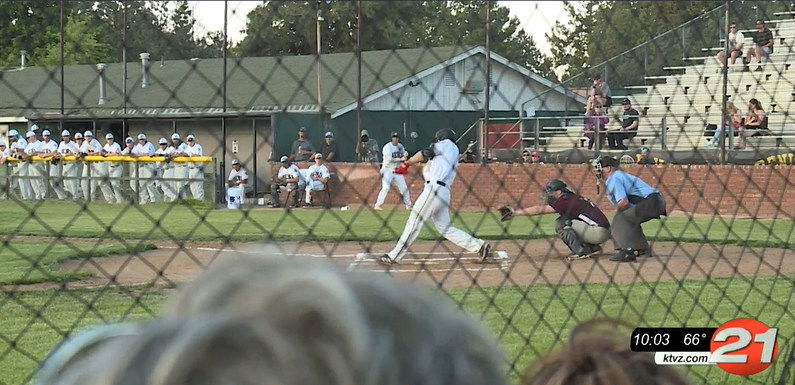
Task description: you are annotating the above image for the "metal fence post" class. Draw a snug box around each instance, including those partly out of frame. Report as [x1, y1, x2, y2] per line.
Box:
[134, 161, 140, 204]
[661, 116, 667, 150]
[87, 160, 92, 203]
[534, 118, 540, 151]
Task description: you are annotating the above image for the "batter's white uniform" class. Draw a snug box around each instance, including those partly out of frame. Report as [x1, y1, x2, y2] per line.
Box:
[24, 140, 46, 200]
[386, 139, 485, 262]
[40, 139, 61, 199]
[58, 140, 81, 199]
[304, 163, 330, 204]
[132, 142, 158, 203]
[375, 142, 411, 208]
[79, 138, 103, 201]
[184, 142, 204, 200]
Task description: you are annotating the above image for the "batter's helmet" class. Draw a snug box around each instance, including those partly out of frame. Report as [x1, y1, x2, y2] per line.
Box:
[434, 128, 456, 142]
[544, 179, 571, 194]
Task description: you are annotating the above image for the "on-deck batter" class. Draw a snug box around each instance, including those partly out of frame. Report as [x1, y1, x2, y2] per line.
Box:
[379, 128, 493, 265]
[374, 132, 411, 210]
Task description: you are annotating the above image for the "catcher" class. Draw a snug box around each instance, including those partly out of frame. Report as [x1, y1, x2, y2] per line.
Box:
[499, 179, 610, 260]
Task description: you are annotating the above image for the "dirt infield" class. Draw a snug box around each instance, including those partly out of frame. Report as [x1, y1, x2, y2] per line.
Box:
[7, 238, 789, 292]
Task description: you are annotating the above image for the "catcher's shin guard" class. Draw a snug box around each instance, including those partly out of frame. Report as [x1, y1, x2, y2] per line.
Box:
[555, 217, 589, 256]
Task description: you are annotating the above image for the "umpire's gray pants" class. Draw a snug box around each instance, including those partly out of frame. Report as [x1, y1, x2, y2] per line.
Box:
[611, 193, 666, 250]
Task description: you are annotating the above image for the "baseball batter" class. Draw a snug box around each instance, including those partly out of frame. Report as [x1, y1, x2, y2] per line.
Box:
[499, 179, 609, 260]
[593, 155, 666, 262]
[379, 128, 493, 265]
[374, 132, 411, 210]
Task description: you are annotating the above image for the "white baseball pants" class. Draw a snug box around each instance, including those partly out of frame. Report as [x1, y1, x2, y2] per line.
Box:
[387, 183, 483, 262]
[49, 162, 69, 199]
[63, 161, 82, 199]
[188, 166, 204, 200]
[305, 180, 325, 203]
[28, 162, 47, 200]
[375, 170, 411, 207]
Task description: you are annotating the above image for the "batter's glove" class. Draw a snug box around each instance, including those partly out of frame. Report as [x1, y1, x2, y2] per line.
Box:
[394, 162, 410, 174]
[498, 206, 514, 222]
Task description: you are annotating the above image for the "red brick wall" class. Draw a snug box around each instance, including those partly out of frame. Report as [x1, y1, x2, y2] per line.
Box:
[272, 163, 795, 218]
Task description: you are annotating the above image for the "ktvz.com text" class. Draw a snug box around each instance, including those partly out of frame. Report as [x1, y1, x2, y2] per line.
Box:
[654, 352, 712, 365]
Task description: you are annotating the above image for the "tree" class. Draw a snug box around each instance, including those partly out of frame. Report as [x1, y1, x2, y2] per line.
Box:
[38, 13, 114, 66]
[234, 1, 553, 78]
[0, 1, 65, 67]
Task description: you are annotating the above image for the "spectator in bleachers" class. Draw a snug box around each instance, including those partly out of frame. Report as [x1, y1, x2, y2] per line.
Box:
[461, 139, 477, 163]
[291, 127, 315, 162]
[745, 19, 774, 69]
[320, 131, 338, 162]
[521, 151, 544, 164]
[634, 147, 665, 165]
[608, 99, 639, 150]
[707, 101, 742, 148]
[358, 129, 379, 163]
[522, 319, 691, 385]
[735, 98, 766, 149]
[583, 98, 608, 150]
[590, 74, 611, 108]
[715, 22, 744, 66]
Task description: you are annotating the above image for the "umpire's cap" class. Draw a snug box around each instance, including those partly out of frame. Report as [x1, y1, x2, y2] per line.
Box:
[544, 179, 572, 194]
[595, 155, 620, 168]
[434, 128, 456, 142]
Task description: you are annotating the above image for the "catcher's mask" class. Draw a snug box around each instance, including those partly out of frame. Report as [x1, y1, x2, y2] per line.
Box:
[544, 179, 571, 205]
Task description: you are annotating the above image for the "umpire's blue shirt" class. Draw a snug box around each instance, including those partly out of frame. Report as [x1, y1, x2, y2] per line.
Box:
[605, 169, 658, 207]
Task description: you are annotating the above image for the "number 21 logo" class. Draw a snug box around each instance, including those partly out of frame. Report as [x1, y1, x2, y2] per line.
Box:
[710, 318, 779, 376]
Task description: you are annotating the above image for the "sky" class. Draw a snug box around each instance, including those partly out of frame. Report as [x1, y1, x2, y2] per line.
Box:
[188, 1, 569, 55]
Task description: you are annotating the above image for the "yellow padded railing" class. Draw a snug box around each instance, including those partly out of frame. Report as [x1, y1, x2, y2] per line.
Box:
[5, 156, 213, 163]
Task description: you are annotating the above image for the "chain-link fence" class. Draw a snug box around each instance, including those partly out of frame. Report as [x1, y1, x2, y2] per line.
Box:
[1, 1, 794, 384]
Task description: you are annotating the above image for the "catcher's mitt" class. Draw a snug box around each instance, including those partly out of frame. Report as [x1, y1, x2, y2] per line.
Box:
[498, 206, 514, 222]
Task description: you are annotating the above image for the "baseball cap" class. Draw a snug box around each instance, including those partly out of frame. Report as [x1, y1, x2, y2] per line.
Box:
[0, 142, 6, 147]
[298, 127, 307, 133]
[42, 130, 51, 136]
[186, 134, 195, 141]
[231, 159, 240, 165]
[314, 152, 323, 159]
[597, 155, 620, 168]
[137, 133, 146, 140]
[280, 155, 289, 163]
[390, 132, 400, 137]
[61, 130, 70, 137]
[639, 147, 650, 153]
[324, 131, 333, 138]
[125, 137, 133, 143]
[105, 133, 114, 139]
[74, 132, 83, 139]
[25, 131, 36, 138]
[171, 133, 180, 140]
[361, 129, 369, 137]
[84, 130, 94, 137]
[158, 138, 168, 145]
[621, 99, 631, 105]
[30, 124, 39, 131]
[8, 129, 18, 137]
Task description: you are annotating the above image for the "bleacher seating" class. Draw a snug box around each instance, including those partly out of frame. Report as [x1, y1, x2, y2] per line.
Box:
[528, 17, 795, 152]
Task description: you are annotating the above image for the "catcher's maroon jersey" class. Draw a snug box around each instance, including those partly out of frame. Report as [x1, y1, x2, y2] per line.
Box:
[550, 193, 609, 228]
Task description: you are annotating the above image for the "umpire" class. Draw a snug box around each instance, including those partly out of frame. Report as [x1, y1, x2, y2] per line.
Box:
[500, 179, 610, 260]
[593, 155, 666, 262]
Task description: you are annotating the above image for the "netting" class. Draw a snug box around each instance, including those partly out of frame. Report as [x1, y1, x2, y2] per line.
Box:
[0, 1, 793, 384]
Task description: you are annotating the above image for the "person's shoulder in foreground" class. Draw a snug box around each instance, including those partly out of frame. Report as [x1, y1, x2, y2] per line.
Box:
[522, 318, 692, 385]
[37, 250, 508, 385]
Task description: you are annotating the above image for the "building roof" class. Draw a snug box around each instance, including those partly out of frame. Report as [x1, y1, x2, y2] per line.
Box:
[0, 46, 580, 120]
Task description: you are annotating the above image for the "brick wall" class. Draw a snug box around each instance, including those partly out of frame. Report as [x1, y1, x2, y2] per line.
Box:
[272, 162, 795, 218]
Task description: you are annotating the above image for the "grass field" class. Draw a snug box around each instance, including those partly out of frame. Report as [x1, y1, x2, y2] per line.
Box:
[1, 201, 793, 247]
[0, 242, 156, 285]
[1, 276, 792, 385]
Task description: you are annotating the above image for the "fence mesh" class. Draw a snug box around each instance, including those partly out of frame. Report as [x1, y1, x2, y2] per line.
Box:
[1, 1, 794, 384]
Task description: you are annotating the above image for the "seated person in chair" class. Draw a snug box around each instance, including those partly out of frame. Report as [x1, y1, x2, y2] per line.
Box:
[271, 155, 306, 207]
[304, 153, 331, 207]
[607, 99, 638, 150]
[227, 159, 250, 202]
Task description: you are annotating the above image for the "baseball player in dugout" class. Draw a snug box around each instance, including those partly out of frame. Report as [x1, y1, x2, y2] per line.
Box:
[379, 128, 494, 265]
[499, 180, 609, 260]
[594, 155, 667, 262]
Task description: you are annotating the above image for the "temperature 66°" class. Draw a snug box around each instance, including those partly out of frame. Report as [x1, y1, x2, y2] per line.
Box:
[684, 333, 705, 346]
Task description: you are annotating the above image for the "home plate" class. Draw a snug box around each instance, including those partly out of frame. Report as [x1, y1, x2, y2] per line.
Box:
[348, 250, 509, 272]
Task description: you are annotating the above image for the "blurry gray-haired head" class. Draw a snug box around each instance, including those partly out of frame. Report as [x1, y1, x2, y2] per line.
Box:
[39, 252, 507, 385]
